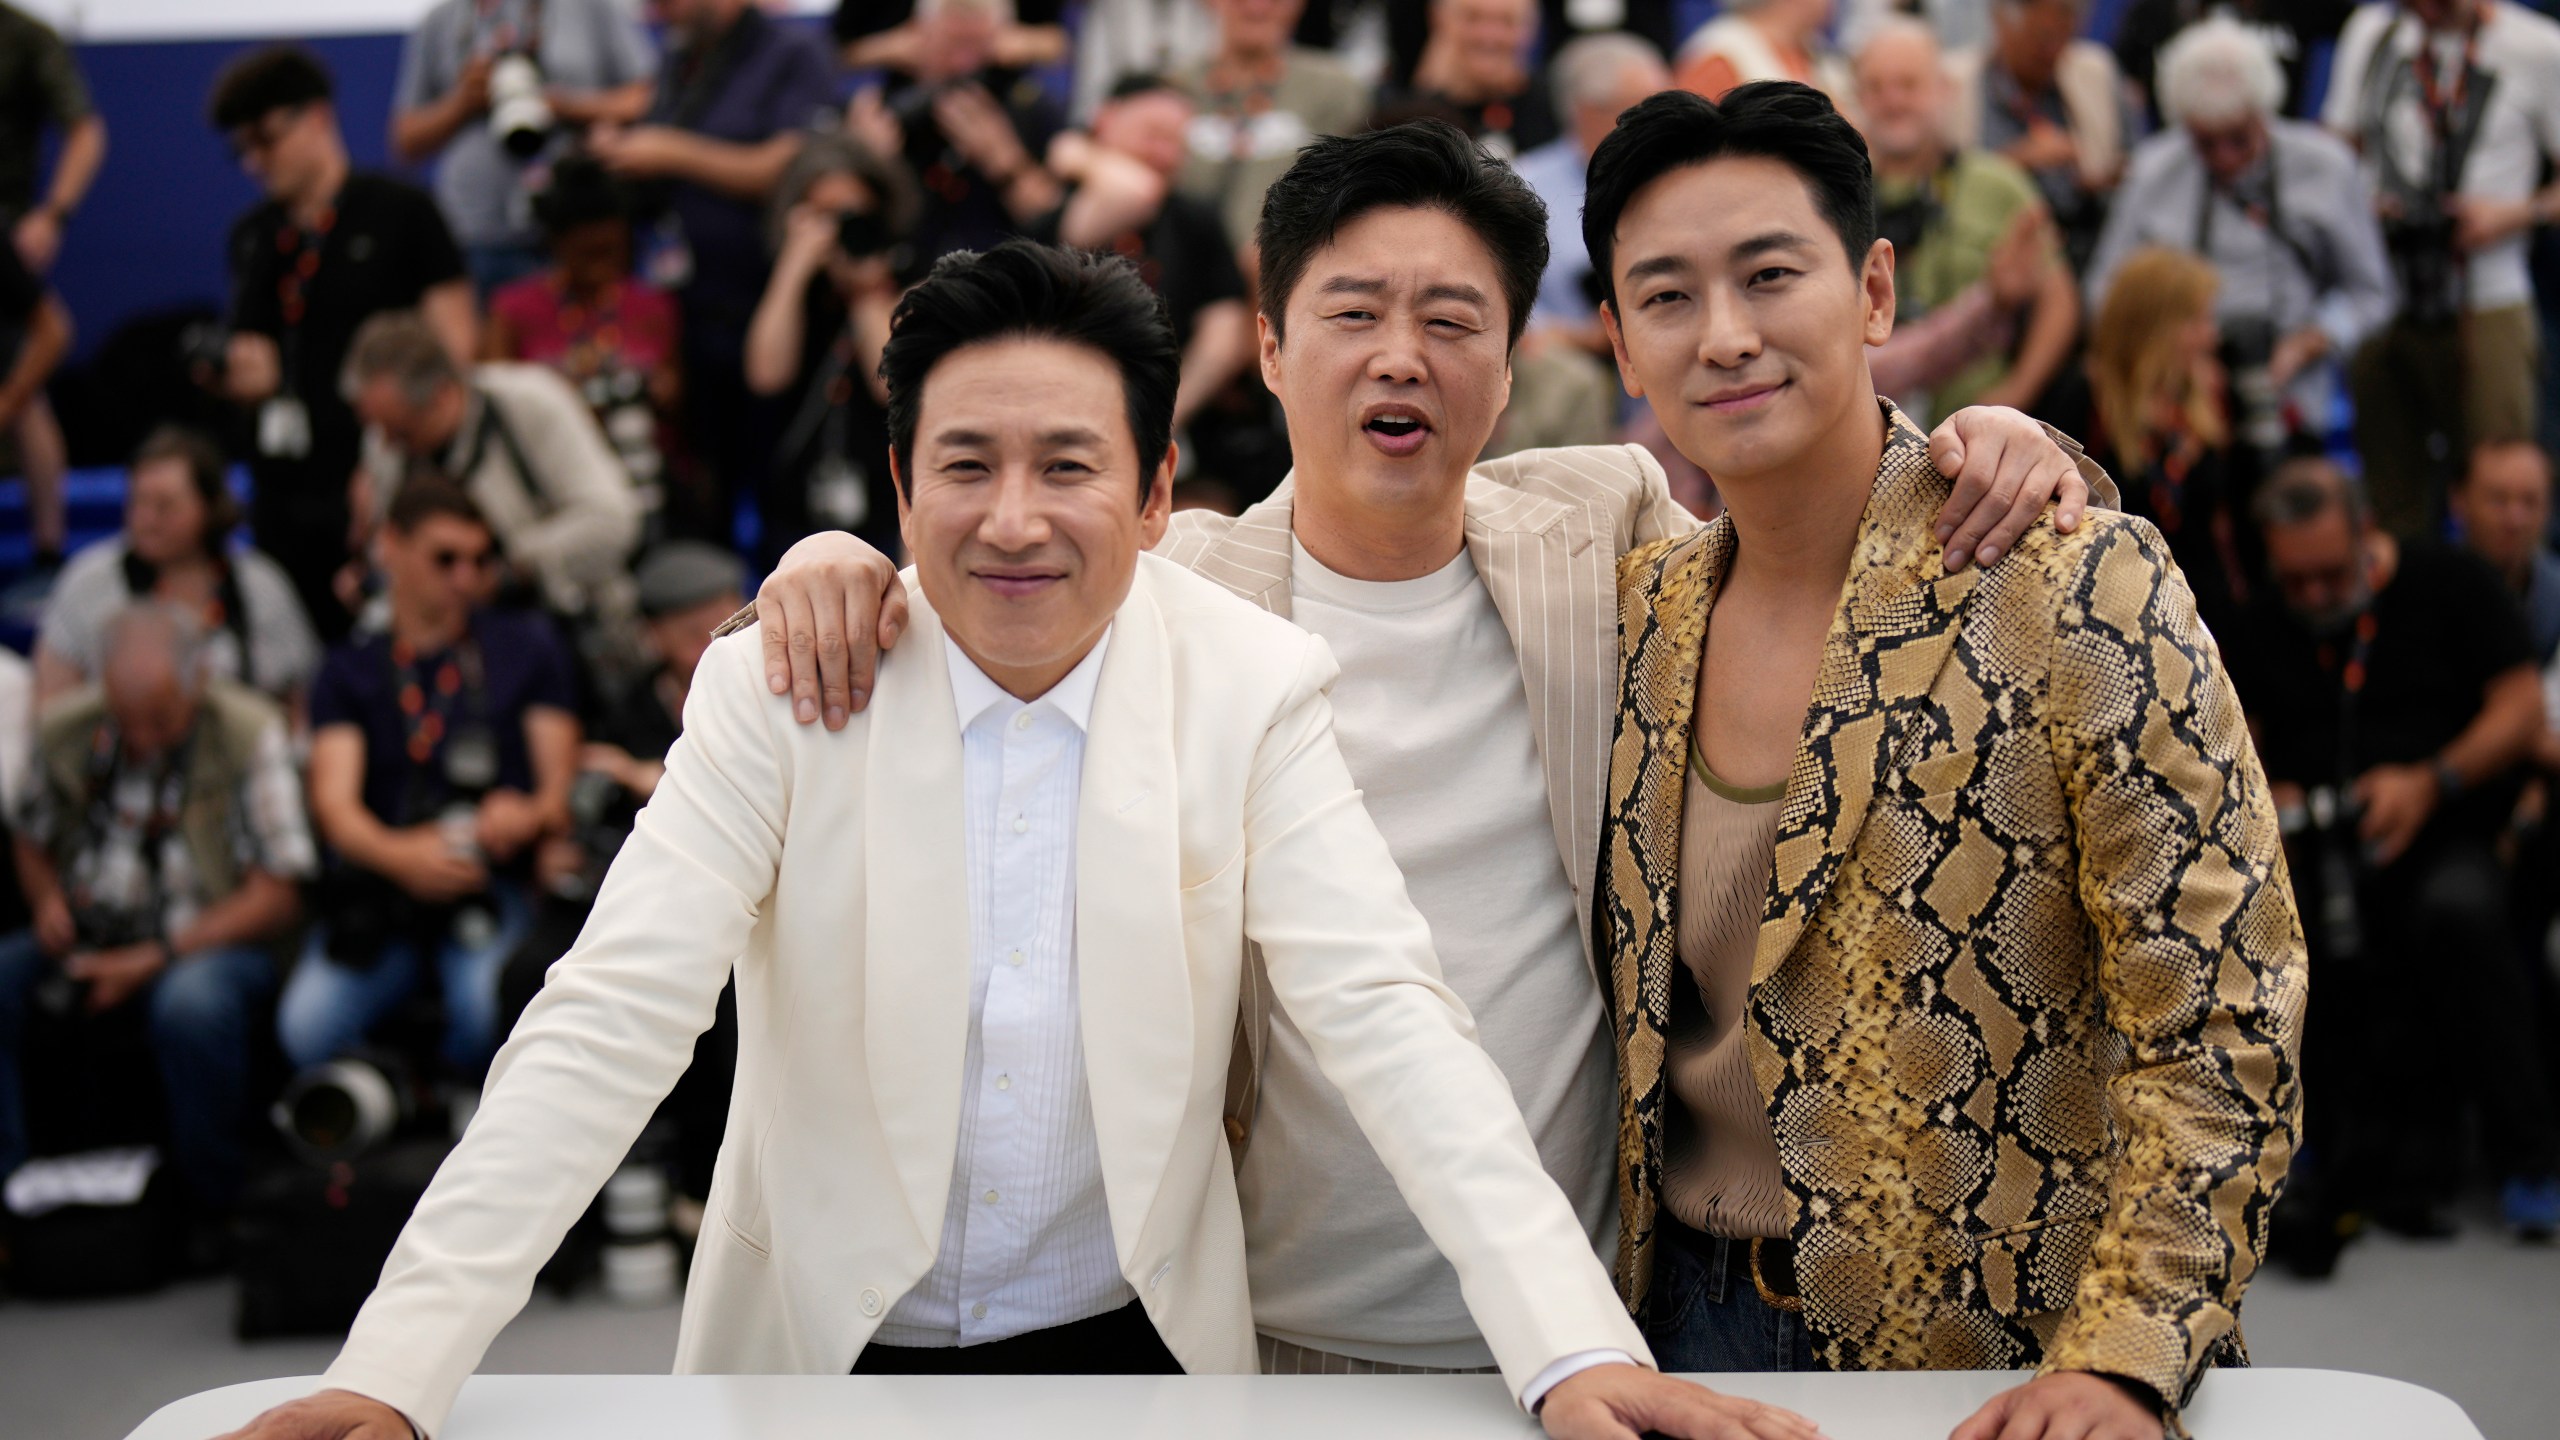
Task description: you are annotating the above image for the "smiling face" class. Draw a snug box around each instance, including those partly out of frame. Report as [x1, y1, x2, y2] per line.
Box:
[1259, 205, 1513, 531]
[895, 338, 1173, 700]
[1601, 154, 1892, 490]
[1854, 27, 1948, 166]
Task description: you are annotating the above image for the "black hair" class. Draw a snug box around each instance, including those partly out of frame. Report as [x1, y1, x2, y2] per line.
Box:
[1582, 82, 1876, 311]
[387, 475, 492, 536]
[881, 240, 1179, 505]
[208, 45, 334, 133]
[130, 424, 240, 548]
[532, 154, 633, 238]
[1104, 72, 1180, 103]
[1253, 120, 1548, 349]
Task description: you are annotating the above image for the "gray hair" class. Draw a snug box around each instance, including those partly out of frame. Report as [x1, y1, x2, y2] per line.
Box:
[2253, 455, 2369, 531]
[101, 602, 211, 697]
[767, 131, 923, 257]
[1549, 33, 1668, 118]
[340, 310, 460, 409]
[1851, 14, 1942, 70]
[2157, 16, 2285, 126]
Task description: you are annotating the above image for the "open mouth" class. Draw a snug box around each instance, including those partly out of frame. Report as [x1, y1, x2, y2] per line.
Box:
[1361, 407, 1432, 457]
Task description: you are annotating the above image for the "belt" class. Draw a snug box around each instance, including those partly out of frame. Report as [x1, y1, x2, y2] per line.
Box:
[1661, 1215, 1802, 1313]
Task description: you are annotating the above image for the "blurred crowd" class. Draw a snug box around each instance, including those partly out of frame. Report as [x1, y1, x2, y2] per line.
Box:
[1, 0, 2558, 1305]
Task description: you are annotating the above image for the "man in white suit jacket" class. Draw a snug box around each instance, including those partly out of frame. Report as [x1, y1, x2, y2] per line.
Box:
[221, 244, 1822, 1440]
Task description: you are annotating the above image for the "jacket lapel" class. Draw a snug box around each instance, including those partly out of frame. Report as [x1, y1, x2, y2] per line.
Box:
[1072, 567, 1198, 1267]
[859, 595, 978, 1247]
[1749, 409, 1983, 985]
[1464, 475, 1617, 948]
[1186, 489, 1296, 619]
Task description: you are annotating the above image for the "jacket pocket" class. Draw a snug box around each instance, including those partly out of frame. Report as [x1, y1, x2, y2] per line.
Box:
[1971, 1205, 2106, 1317]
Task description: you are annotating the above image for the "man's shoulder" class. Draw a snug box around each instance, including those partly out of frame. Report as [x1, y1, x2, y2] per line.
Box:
[1470, 442, 1664, 512]
[1949, 149, 2039, 206]
[2271, 118, 2362, 175]
[1140, 551, 1303, 643]
[2122, 127, 2191, 182]
[345, 171, 444, 222]
[2488, 0, 2560, 52]
[1280, 49, 1371, 108]
[477, 360, 585, 413]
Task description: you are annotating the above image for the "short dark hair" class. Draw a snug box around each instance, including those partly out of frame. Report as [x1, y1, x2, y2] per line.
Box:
[130, 425, 240, 548]
[208, 45, 333, 133]
[387, 475, 490, 537]
[1582, 82, 1876, 311]
[881, 240, 1179, 503]
[1254, 120, 1548, 349]
[532, 154, 633, 239]
[1105, 72, 1180, 103]
[2253, 456, 2368, 532]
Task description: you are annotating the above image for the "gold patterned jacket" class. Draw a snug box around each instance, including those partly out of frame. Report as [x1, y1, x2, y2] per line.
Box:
[1595, 405, 2306, 1410]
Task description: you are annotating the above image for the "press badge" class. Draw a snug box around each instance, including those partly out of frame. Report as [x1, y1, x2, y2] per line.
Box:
[258, 396, 313, 459]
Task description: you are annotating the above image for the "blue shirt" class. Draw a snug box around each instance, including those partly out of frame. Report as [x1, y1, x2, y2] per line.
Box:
[309, 608, 577, 830]
[1512, 138, 1593, 331]
[654, 7, 836, 340]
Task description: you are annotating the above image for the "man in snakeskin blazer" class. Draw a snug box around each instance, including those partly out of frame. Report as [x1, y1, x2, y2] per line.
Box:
[1586, 85, 2306, 1440]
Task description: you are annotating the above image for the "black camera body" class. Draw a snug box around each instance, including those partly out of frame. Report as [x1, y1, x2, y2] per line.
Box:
[2278, 783, 2369, 962]
[2383, 196, 2463, 329]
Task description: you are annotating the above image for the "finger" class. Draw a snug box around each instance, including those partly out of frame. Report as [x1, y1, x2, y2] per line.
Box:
[1950, 1395, 2013, 1440]
[757, 591, 790, 695]
[777, 583, 824, 725]
[1930, 426, 1971, 538]
[1974, 454, 2061, 568]
[2053, 454, 2089, 532]
[1737, 1399, 1825, 1440]
[1943, 434, 2022, 571]
[807, 573, 853, 730]
[878, 580, 910, 652]
[1992, 1403, 2056, 1440]
[840, 580, 882, 723]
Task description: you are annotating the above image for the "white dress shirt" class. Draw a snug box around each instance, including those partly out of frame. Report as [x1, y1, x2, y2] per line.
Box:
[874, 631, 1136, 1347]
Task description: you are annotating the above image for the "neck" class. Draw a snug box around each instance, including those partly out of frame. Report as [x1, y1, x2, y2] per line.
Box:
[1715, 394, 1888, 600]
[952, 630, 1098, 704]
[392, 601, 469, 653]
[291, 145, 348, 225]
[1214, 44, 1285, 84]
[1293, 480, 1468, 582]
[150, 551, 219, 588]
[1874, 143, 1945, 184]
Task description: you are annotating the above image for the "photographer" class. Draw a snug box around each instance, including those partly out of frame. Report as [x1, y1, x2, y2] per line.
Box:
[846, 0, 1065, 269]
[279, 481, 579, 1080]
[742, 136, 908, 564]
[2324, 0, 2560, 539]
[390, 0, 656, 294]
[207, 46, 474, 641]
[346, 311, 642, 628]
[2227, 457, 2559, 1253]
[0, 605, 313, 1218]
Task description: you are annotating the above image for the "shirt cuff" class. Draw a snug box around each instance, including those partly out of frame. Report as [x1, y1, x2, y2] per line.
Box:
[1521, 1348, 1643, 1414]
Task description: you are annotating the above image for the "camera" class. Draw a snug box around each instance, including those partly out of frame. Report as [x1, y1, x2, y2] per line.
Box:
[489, 52, 554, 160]
[2382, 190, 2462, 329]
[180, 320, 231, 383]
[838, 207, 894, 261]
[273, 1051, 417, 1164]
[2220, 313, 2287, 456]
[2276, 783, 2367, 962]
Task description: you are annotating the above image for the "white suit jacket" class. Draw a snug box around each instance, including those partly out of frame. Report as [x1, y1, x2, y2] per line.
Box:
[321, 554, 1648, 1436]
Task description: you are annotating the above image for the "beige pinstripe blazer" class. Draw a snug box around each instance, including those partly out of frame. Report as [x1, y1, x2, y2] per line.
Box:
[1154, 444, 1703, 1146]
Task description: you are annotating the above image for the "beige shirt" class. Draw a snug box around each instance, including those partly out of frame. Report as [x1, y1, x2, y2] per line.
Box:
[1660, 747, 1790, 1241]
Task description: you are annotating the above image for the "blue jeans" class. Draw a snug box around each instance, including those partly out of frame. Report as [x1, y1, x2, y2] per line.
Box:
[1642, 1222, 1820, 1373]
[278, 882, 531, 1078]
[0, 929, 278, 1210]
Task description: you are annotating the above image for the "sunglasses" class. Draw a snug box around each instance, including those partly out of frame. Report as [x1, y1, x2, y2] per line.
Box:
[228, 106, 304, 163]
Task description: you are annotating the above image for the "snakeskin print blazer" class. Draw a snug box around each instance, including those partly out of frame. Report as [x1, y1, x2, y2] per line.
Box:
[1595, 405, 2306, 1412]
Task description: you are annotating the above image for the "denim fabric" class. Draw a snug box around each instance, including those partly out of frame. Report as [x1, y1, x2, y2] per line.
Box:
[277, 882, 532, 1076]
[1642, 1223, 1820, 1374]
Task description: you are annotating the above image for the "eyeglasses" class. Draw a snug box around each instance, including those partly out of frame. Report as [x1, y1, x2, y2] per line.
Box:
[430, 547, 496, 574]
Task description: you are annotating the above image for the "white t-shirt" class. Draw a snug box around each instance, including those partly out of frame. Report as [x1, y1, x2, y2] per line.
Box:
[2324, 0, 2560, 312]
[1236, 541, 1615, 1369]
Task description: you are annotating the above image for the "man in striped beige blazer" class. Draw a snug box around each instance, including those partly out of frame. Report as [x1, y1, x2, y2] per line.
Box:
[747, 123, 2110, 1378]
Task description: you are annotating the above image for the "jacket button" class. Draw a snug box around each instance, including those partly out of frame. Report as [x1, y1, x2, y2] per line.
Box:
[1223, 1116, 1247, 1147]
[860, 1287, 883, 1316]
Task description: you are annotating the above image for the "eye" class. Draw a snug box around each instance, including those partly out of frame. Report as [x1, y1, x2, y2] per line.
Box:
[1329, 308, 1377, 323]
[1640, 288, 1687, 309]
[1749, 267, 1796, 287]
[1048, 459, 1095, 476]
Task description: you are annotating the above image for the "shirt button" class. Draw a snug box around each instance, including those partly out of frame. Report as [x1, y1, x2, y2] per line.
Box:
[971, 1302, 989, 1320]
[983, 1189, 999, 1205]
[1013, 711, 1032, 731]
[1008, 949, 1025, 967]
[995, 1074, 1011, 1091]
[1012, 815, 1029, 834]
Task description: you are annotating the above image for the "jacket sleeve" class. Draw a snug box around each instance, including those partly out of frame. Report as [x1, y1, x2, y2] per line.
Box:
[320, 632, 790, 1437]
[499, 370, 643, 598]
[1238, 631, 1651, 1403]
[2039, 519, 2306, 1410]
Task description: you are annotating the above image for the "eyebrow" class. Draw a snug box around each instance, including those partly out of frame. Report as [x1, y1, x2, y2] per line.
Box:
[1313, 277, 1491, 309]
[927, 425, 1110, 450]
[1730, 230, 1821, 262]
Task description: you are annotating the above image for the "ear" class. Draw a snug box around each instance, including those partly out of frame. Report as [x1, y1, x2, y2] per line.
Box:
[1599, 300, 1644, 399]
[1256, 310, 1284, 393]
[1860, 238, 1898, 348]
[890, 450, 916, 558]
[1138, 440, 1177, 550]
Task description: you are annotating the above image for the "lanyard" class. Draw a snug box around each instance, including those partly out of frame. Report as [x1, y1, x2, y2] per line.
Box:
[2319, 607, 2382, 781]
[274, 206, 336, 331]
[390, 635, 488, 767]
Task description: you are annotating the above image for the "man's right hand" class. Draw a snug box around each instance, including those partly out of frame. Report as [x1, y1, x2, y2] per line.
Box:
[453, 53, 496, 117]
[32, 891, 76, 957]
[221, 333, 282, 405]
[213, 1387, 416, 1439]
[1539, 1364, 1825, 1440]
[386, 828, 489, 905]
[754, 530, 908, 730]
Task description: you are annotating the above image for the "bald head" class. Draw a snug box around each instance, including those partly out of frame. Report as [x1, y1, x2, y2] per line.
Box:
[102, 605, 207, 758]
[1855, 17, 1949, 165]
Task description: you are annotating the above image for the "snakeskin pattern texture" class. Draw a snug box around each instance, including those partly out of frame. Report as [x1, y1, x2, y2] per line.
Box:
[1595, 405, 2305, 1412]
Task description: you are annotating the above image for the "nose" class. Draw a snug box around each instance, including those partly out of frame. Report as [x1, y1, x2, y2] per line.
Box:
[978, 466, 1053, 552]
[1697, 282, 1762, 371]
[1368, 315, 1430, 387]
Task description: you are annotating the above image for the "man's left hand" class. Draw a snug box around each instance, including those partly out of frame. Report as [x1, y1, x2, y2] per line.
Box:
[932, 84, 1033, 182]
[66, 942, 170, 1014]
[2450, 194, 2537, 254]
[476, 788, 551, 862]
[2354, 760, 2439, 865]
[589, 124, 679, 178]
[1949, 1372, 2163, 1440]
[1928, 406, 2093, 570]
[1539, 1363, 1824, 1440]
